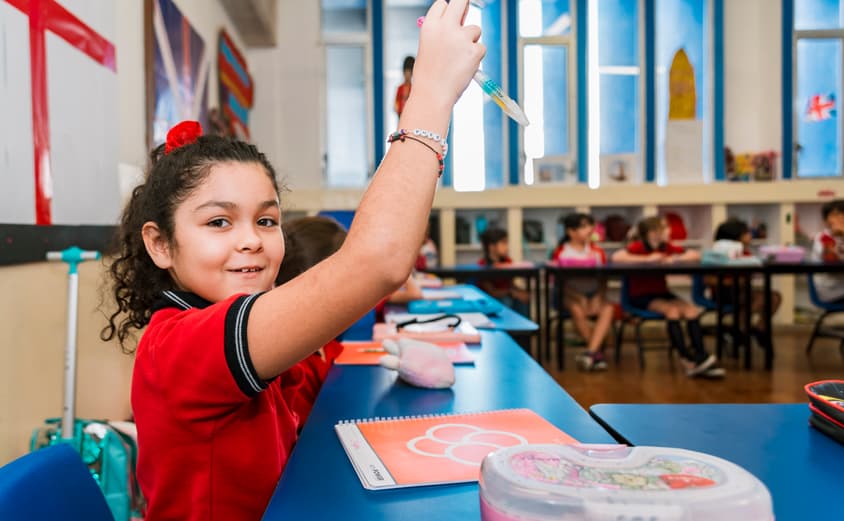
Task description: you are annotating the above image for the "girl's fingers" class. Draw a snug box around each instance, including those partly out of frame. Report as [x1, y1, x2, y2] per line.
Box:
[445, 0, 470, 23]
[463, 24, 481, 43]
[426, 0, 448, 18]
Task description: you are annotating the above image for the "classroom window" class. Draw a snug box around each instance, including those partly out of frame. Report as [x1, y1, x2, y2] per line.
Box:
[793, 0, 844, 177]
[519, 0, 575, 184]
[382, 0, 426, 140]
[452, 4, 506, 191]
[588, 0, 642, 187]
[321, 0, 373, 188]
[655, 0, 712, 185]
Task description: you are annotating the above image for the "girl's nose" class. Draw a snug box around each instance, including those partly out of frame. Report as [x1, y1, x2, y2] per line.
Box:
[237, 225, 263, 252]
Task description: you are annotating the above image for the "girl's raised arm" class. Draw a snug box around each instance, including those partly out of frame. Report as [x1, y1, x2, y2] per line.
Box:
[248, 0, 485, 379]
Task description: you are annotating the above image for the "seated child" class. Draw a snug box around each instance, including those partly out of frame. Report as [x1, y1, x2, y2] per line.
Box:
[811, 199, 844, 304]
[551, 213, 614, 371]
[612, 216, 725, 378]
[709, 218, 782, 347]
[478, 227, 530, 316]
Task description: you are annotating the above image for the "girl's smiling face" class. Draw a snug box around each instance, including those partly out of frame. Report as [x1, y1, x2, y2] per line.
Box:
[146, 161, 284, 302]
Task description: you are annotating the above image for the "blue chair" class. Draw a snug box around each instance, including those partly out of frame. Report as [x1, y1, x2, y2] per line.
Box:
[615, 277, 670, 369]
[0, 444, 114, 520]
[806, 274, 844, 356]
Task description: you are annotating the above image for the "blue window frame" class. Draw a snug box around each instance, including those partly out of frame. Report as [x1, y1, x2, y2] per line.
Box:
[789, 0, 844, 178]
[518, 0, 576, 185]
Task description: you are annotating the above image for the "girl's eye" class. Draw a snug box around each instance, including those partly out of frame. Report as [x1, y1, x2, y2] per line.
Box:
[258, 217, 279, 227]
[208, 218, 230, 228]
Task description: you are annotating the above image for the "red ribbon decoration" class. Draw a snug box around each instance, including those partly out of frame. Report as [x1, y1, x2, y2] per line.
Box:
[165, 120, 203, 154]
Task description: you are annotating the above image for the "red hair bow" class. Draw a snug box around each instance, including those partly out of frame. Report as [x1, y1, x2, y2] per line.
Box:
[165, 120, 203, 154]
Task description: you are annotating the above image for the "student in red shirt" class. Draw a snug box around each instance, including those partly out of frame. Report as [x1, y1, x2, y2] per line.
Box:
[612, 217, 725, 378]
[551, 213, 614, 371]
[395, 56, 415, 117]
[478, 227, 530, 316]
[100, 5, 485, 518]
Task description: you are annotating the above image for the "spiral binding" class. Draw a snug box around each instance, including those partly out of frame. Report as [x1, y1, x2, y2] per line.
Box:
[336, 408, 520, 425]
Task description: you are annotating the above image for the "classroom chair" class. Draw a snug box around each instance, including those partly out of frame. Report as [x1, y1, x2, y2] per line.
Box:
[806, 274, 844, 356]
[0, 443, 114, 521]
[615, 277, 672, 369]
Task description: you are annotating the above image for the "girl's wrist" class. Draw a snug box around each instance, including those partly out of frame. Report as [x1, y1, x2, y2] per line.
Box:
[399, 93, 452, 137]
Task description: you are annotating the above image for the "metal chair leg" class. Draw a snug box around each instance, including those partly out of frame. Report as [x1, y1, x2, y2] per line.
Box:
[806, 311, 827, 355]
[635, 321, 646, 369]
[615, 320, 625, 364]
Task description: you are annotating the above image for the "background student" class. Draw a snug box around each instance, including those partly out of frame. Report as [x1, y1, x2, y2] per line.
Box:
[612, 216, 725, 378]
[478, 227, 530, 316]
[811, 199, 844, 304]
[551, 213, 614, 371]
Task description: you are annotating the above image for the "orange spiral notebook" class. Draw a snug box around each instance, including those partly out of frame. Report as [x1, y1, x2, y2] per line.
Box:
[335, 341, 476, 365]
[335, 408, 576, 490]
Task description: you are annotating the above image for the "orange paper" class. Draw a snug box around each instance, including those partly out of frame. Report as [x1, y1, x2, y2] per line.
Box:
[335, 408, 576, 489]
[335, 341, 475, 365]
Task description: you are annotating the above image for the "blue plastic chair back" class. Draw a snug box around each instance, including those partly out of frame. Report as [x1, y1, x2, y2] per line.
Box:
[620, 277, 663, 319]
[339, 309, 377, 341]
[808, 274, 844, 311]
[0, 444, 114, 520]
[317, 210, 355, 231]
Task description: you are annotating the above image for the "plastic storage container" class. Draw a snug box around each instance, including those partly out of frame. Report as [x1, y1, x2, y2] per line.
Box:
[479, 444, 773, 521]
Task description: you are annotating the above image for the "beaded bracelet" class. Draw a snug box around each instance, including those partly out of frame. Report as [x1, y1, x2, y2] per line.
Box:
[387, 130, 445, 176]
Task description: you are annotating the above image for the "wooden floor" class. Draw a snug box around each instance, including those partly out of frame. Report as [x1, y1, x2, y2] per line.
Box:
[538, 327, 843, 408]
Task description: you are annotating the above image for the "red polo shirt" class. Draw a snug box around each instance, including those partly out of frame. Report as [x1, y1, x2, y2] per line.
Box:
[132, 291, 302, 521]
[625, 241, 685, 297]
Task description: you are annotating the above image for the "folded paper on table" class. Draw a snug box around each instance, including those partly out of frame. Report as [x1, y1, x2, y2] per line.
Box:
[372, 321, 482, 343]
[409, 298, 504, 316]
[335, 408, 577, 490]
[421, 289, 464, 300]
[336, 341, 475, 365]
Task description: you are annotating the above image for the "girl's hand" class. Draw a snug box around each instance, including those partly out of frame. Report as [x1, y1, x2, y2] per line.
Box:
[410, 0, 486, 115]
[647, 252, 665, 263]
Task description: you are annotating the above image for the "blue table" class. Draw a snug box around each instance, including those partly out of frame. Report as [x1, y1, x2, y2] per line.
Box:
[589, 403, 844, 521]
[263, 331, 614, 520]
[420, 284, 538, 333]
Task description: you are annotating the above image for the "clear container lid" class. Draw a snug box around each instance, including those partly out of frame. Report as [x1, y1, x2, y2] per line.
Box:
[479, 444, 773, 521]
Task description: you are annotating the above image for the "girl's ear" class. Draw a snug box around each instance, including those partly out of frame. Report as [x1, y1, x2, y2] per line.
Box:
[142, 221, 174, 269]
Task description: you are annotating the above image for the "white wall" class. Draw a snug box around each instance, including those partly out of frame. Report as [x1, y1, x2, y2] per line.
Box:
[248, 1, 324, 192]
[723, 0, 783, 155]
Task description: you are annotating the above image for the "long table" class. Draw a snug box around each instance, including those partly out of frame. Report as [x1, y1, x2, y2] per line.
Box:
[423, 264, 542, 329]
[589, 403, 844, 521]
[546, 261, 844, 370]
[263, 330, 614, 520]
[414, 284, 538, 333]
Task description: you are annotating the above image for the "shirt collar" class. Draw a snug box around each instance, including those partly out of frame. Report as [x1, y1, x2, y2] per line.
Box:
[152, 290, 213, 312]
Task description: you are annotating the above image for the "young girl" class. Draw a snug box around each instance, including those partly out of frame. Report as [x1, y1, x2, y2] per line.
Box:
[478, 227, 530, 315]
[710, 218, 782, 348]
[551, 213, 614, 371]
[100, 4, 484, 519]
[612, 216, 725, 378]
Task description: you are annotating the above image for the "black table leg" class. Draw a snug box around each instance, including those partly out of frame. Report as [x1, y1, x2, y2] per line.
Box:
[716, 273, 725, 360]
[763, 270, 774, 370]
[557, 272, 565, 370]
[743, 274, 753, 370]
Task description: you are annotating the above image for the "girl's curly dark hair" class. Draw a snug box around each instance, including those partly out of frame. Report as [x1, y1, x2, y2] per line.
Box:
[100, 135, 279, 353]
